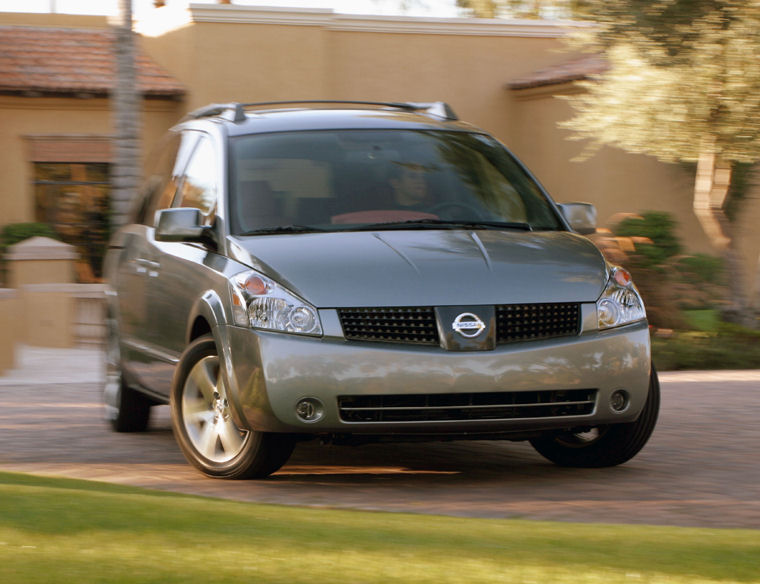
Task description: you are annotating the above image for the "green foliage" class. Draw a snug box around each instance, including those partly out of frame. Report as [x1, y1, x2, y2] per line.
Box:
[0, 223, 60, 286]
[2, 471, 760, 583]
[608, 212, 685, 326]
[594, 211, 727, 327]
[0, 222, 59, 248]
[653, 323, 760, 369]
[683, 308, 720, 331]
[456, 0, 593, 19]
[615, 211, 681, 266]
[576, 0, 736, 65]
[725, 162, 754, 221]
[563, 1, 760, 165]
[456, 0, 501, 17]
[675, 254, 725, 286]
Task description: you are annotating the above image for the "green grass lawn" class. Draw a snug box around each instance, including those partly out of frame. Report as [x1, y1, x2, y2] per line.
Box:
[1, 471, 758, 584]
[682, 309, 720, 332]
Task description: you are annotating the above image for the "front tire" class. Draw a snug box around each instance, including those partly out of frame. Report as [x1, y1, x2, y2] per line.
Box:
[529, 367, 660, 468]
[170, 336, 295, 479]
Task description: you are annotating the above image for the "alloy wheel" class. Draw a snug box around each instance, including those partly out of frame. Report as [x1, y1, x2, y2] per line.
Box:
[181, 355, 249, 463]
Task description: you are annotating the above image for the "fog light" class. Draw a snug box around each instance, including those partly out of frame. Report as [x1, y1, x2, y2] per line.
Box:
[610, 390, 629, 412]
[295, 398, 324, 423]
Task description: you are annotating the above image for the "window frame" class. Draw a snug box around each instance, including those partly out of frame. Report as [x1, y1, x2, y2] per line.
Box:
[32, 161, 111, 280]
[171, 131, 220, 225]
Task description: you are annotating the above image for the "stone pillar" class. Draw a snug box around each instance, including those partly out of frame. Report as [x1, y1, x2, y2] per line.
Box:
[19, 284, 75, 348]
[5, 237, 77, 287]
[4, 237, 79, 348]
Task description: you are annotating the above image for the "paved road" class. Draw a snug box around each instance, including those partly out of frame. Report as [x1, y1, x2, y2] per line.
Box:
[1, 366, 759, 529]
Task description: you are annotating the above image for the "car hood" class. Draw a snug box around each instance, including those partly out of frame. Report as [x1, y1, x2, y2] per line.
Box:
[228, 229, 607, 308]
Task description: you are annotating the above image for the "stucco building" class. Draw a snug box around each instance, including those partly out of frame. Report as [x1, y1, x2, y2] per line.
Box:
[1, 3, 758, 301]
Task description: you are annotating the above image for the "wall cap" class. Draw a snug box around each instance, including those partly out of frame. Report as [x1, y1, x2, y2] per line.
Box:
[184, 3, 588, 38]
[20, 283, 106, 296]
[0, 288, 18, 300]
[5, 237, 79, 261]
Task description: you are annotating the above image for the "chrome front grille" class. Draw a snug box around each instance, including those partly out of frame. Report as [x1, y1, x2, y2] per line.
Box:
[495, 303, 580, 343]
[338, 389, 597, 423]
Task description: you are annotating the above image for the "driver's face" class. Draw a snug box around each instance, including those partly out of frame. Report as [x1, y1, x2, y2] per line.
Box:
[391, 167, 427, 206]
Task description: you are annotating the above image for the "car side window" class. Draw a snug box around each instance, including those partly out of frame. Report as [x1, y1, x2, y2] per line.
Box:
[134, 131, 199, 226]
[174, 134, 218, 225]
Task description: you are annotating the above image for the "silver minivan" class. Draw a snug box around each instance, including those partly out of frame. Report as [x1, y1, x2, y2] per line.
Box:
[104, 101, 658, 479]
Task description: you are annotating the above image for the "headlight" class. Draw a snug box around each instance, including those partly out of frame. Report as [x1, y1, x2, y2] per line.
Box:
[229, 270, 322, 336]
[597, 266, 646, 329]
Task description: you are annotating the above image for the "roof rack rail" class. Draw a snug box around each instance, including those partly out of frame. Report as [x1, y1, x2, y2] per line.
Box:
[182, 100, 459, 123]
[238, 100, 459, 121]
[182, 103, 247, 123]
[404, 102, 459, 121]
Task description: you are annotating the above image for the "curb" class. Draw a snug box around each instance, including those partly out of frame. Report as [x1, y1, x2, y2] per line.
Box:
[0, 344, 102, 386]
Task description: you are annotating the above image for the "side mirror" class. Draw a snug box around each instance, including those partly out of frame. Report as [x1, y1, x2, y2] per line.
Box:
[154, 208, 216, 246]
[557, 202, 597, 235]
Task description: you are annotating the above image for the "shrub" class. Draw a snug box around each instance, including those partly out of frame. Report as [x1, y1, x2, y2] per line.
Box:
[674, 254, 725, 285]
[671, 254, 727, 310]
[0, 222, 59, 248]
[0, 222, 60, 287]
[615, 211, 681, 267]
[593, 212, 685, 329]
[593, 212, 728, 328]
[653, 323, 760, 370]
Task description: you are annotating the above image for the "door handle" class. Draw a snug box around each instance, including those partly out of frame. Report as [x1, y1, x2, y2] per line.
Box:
[135, 258, 160, 277]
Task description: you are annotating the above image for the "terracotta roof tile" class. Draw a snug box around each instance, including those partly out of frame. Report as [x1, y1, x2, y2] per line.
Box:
[0, 26, 185, 98]
[508, 54, 607, 90]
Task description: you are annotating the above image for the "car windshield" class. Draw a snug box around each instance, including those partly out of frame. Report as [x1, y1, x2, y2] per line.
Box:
[228, 129, 563, 235]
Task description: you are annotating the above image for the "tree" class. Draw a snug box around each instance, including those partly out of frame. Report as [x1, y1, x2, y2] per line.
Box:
[455, 0, 593, 19]
[111, 0, 141, 231]
[456, 0, 501, 17]
[561, 0, 760, 327]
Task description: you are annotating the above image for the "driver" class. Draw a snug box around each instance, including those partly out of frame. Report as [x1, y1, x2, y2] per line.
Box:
[388, 162, 432, 210]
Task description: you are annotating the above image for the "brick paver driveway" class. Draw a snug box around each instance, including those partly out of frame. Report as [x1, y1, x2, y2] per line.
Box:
[1, 371, 759, 528]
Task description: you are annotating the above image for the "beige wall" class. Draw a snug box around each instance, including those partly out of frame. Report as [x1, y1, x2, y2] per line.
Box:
[734, 177, 760, 305]
[0, 289, 19, 372]
[0, 12, 109, 28]
[509, 86, 713, 253]
[141, 22, 328, 109]
[19, 286, 74, 348]
[139, 8, 576, 125]
[193, 23, 329, 106]
[326, 31, 565, 141]
[8, 259, 73, 288]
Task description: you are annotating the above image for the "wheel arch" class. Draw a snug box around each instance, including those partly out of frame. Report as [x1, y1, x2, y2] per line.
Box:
[185, 289, 228, 344]
[183, 289, 251, 433]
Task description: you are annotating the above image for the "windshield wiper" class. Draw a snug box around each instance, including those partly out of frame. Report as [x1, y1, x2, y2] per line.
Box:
[350, 219, 533, 232]
[239, 220, 534, 235]
[238, 225, 327, 235]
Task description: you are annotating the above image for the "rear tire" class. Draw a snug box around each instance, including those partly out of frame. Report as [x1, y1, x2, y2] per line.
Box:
[104, 315, 151, 432]
[170, 336, 295, 479]
[529, 367, 660, 467]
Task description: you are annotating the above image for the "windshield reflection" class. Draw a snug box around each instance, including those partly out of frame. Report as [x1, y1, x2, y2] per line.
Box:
[228, 130, 563, 235]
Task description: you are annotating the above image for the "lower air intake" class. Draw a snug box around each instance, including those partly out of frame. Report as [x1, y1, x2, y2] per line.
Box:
[338, 389, 597, 423]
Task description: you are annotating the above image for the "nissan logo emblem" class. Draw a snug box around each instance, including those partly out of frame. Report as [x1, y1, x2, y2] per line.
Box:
[452, 312, 486, 338]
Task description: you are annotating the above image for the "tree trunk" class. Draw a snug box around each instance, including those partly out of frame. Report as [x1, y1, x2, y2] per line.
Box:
[111, 0, 141, 231]
[693, 143, 755, 327]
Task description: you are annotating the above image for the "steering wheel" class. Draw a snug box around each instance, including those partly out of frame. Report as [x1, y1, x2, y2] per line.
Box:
[426, 201, 484, 220]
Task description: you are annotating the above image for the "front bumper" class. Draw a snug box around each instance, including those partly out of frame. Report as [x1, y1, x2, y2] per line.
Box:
[217, 320, 651, 435]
